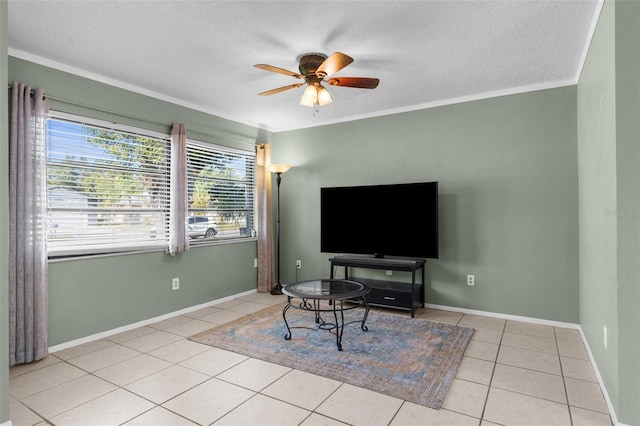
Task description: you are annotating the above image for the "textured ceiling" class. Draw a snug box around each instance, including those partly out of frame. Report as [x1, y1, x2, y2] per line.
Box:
[8, 1, 601, 132]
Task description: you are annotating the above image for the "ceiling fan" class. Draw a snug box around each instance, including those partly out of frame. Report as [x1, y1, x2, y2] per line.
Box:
[254, 52, 379, 108]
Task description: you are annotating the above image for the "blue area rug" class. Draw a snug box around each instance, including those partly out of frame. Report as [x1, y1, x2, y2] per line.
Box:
[189, 302, 473, 409]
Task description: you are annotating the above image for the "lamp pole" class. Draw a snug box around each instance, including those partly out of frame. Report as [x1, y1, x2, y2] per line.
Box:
[268, 164, 292, 295]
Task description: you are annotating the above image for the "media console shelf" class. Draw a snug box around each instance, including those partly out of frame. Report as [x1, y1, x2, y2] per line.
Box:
[329, 255, 426, 318]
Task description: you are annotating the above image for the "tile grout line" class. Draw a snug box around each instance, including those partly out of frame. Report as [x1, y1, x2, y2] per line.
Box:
[555, 326, 575, 426]
[477, 317, 505, 423]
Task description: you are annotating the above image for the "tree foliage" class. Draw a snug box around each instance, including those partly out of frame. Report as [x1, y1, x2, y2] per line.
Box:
[84, 128, 166, 207]
[47, 123, 251, 228]
[47, 126, 167, 208]
[187, 147, 248, 225]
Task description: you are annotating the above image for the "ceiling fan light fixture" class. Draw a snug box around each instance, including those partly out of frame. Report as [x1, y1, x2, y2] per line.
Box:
[300, 85, 318, 107]
[300, 84, 332, 107]
[317, 85, 333, 106]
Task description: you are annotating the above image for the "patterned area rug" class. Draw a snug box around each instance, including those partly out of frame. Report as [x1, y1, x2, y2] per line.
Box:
[189, 302, 473, 409]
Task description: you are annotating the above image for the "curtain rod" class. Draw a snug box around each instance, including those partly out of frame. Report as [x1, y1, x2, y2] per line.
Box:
[7, 84, 256, 147]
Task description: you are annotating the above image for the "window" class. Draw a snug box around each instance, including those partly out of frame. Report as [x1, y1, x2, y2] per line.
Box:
[46, 114, 171, 256]
[186, 139, 256, 245]
[45, 112, 257, 257]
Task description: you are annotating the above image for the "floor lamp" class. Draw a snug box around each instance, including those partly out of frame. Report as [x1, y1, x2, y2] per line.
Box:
[268, 163, 292, 295]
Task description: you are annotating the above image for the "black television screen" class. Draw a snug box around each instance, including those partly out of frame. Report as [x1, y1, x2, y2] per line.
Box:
[320, 181, 438, 259]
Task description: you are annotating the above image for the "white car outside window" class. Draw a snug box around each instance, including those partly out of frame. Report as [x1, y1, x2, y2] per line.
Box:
[187, 216, 218, 239]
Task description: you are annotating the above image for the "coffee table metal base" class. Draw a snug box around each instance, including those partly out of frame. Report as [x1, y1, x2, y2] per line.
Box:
[282, 297, 369, 351]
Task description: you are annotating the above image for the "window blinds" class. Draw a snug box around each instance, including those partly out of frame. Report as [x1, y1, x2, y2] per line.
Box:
[186, 139, 256, 244]
[45, 113, 257, 257]
[46, 115, 171, 256]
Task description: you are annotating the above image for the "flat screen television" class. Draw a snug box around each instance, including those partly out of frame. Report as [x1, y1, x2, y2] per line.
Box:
[320, 181, 438, 259]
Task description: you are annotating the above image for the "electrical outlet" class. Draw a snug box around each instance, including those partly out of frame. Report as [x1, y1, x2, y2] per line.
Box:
[386, 270, 393, 276]
[172, 277, 179, 290]
[296, 260, 302, 269]
[603, 325, 608, 348]
[254, 258, 258, 268]
[467, 275, 475, 286]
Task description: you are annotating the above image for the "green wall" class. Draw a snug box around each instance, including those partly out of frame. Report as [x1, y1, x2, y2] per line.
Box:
[48, 243, 258, 345]
[577, 0, 619, 413]
[577, 0, 640, 424]
[0, 2, 9, 424]
[8, 58, 261, 346]
[271, 86, 580, 323]
[614, 1, 640, 422]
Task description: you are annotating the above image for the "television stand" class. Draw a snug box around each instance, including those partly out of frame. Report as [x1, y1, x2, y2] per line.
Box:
[329, 255, 426, 318]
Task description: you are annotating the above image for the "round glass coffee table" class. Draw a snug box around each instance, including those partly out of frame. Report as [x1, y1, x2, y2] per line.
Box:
[281, 279, 370, 351]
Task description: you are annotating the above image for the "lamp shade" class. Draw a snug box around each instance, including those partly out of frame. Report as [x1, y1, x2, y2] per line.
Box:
[317, 85, 333, 106]
[300, 84, 333, 107]
[268, 163, 292, 174]
[300, 85, 317, 107]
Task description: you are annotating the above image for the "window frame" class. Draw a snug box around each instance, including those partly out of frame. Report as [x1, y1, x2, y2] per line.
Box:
[185, 138, 257, 247]
[45, 111, 258, 259]
[46, 112, 173, 258]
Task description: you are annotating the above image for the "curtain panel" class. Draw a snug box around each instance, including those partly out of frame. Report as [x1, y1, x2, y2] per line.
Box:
[256, 144, 275, 292]
[9, 82, 50, 365]
[169, 122, 189, 255]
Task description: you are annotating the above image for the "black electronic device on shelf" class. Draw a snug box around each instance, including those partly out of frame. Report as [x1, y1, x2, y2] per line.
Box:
[320, 181, 439, 259]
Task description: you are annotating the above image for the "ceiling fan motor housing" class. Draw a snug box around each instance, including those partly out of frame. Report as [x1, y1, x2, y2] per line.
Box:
[297, 53, 328, 77]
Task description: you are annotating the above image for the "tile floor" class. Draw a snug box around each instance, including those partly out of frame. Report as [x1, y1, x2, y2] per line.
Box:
[9, 292, 614, 426]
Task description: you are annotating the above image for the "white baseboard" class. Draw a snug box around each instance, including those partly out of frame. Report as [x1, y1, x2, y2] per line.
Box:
[0, 421, 12, 426]
[425, 303, 621, 425]
[576, 327, 622, 426]
[424, 303, 580, 329]
[48, 288, 257, 353]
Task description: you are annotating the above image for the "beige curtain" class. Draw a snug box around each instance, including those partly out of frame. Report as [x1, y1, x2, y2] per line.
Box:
[168, 122, 189, 255]
[256, 144, 275, 292]
[9, 82, 49, 365]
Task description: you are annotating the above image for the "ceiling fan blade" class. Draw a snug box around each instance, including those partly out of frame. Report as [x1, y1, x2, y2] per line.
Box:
[258, 83, 303, 96]
[327, 77, 380, 89]
[254, 64, 303, 79]
[316, 52, 353, 77]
